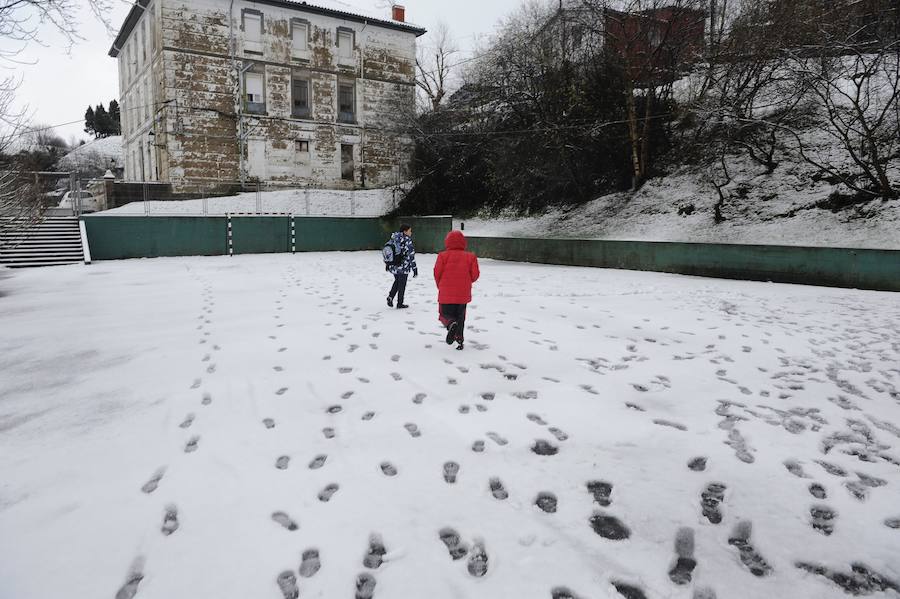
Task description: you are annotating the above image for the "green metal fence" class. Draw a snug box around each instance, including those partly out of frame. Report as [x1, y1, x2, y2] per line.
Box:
[82, 215, 452, 260]
[465, 236, 900, 292]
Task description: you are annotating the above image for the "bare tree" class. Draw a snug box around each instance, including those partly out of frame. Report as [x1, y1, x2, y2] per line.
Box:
[784, 40, 899, 199]
[416, 21, 459, 112]
[0, 0, 113, 230]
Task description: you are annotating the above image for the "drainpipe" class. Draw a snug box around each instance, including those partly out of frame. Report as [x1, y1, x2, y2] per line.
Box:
[360, 20, 368, 189]
[229, 0, 246, 188]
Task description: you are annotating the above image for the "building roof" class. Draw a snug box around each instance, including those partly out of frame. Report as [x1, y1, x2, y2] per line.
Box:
[108, 0, 426, 57]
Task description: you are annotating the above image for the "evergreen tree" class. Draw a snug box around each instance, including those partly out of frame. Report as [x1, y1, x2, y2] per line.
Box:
[108, 99, 121, 135]
[84, 106, 96, 137]
[94, 103, 110, 138]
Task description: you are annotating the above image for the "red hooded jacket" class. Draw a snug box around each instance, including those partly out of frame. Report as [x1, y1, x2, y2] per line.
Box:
[433, 230, 480, 304]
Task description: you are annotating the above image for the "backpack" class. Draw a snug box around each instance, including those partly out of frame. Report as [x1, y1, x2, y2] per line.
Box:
[382, 236, 403, 266]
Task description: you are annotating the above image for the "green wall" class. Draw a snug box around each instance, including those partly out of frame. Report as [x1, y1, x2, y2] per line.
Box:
[83, 215, 452, 260]
[82, 216, 227, 259]
[465, 236, 900, 292]
[82, 216, 898, 292]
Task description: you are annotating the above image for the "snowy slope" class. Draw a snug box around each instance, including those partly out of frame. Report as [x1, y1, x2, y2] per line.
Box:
[1, 254, 899, 599]
[461, 155, 900, 249]
[57, 136, 123, 172]
[103, 187, 403, 217]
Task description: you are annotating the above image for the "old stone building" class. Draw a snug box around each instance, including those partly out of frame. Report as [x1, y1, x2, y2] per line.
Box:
[109, 1, 425, 191]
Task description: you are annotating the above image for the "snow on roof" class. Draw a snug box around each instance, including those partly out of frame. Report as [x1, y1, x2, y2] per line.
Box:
[109, 0, 425, 57]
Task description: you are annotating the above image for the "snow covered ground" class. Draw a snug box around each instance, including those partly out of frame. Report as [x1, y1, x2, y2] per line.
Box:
[103, 187, 403, 217]
[1, 253, 899, 599]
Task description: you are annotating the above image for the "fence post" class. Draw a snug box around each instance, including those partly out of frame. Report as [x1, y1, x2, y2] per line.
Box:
[256, 181, 261, 213]
[143, 182, 150, 216]
[227, 213, 234, 256]
[305, 184, 310, 215]
[290, 214, 295, 254]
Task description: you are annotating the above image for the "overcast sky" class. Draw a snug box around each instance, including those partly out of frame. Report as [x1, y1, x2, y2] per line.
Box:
[8, 0, 521, 146]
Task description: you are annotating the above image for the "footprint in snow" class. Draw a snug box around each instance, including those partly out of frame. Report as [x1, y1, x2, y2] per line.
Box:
[412, 393, 426, 404]
[271, 511, 298, 531]
[439, 527, 468, 560]
[472, 440, 486, 453]
[489, 477, 508, 500]
[668, 527, 697, 585]
[443, 461, 459, 483]
[701, 483, 727, 524]
[467, 542, 489, 577]
[810, 505, 836, 535]
[363, 534, 386, 569]
[141, 469, 165, 494]
[318, 483, 339, 502]
[380, 462, 397, 476]
[531, 439, 558, 456]
[535, 492, 557, 513]
[190, 379, 201, 389]
[587, 481, 613, 507]
[362, 411, 375, 421]
[299, 549, 320, 577]
[727, 521, 773, 577]
[184, 436, 200, 453]
[179, 414, 195, 429]
[276, 571, 299, 599]
[486, 431, 508, 446]
[309, 455, 327, 469]
[355, 573, 376, 599]
[459, 405, 471, 414]
[688, 457, 707, 472]
[404, 423, 421, 438]
[527, 413, 548, 425]
[327, 405, 342, 414]
[161, 505, 179, 536]
[589, 513, 631, 540]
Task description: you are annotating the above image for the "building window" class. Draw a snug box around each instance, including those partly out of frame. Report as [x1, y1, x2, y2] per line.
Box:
[242, 9, 263, 52]
[244, 69, 266, 114]
[295, 140, 310, 164]
[337, 28, 354, 59]
[292, 71, 310, 118]
[340, 144, 354, 181]
[144, 79, 151, 120]
[338, 80, 355, 123]
[150, 3, 157, 53]
[141, 19, 147, 61]
[291, 19, 309, 54]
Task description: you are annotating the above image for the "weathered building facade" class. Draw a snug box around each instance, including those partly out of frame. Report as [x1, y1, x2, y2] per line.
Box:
[110, 1, 425, 191]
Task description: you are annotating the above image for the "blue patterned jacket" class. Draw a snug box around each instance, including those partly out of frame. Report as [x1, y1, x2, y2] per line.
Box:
[387, 231, 417, 276]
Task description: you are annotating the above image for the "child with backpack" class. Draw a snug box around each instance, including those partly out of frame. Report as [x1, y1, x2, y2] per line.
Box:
[433, 230, 480, 350]
[384, 224, 417, 309]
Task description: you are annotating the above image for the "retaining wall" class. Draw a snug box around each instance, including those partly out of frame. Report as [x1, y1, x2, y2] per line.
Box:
[465, 236, 900, 292]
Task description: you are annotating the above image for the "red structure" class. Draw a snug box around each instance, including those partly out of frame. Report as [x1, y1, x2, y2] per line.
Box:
[604, 6, 706, 86]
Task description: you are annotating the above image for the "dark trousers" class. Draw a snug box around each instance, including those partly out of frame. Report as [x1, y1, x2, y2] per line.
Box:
[388, 273, 408, 305]
[440, 304, 467, 342]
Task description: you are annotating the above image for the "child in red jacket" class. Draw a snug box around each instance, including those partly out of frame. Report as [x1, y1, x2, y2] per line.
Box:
[433, 230, 480, 350]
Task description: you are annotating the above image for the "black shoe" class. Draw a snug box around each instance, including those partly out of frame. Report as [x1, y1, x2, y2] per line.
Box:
[386, 296, 393, 307]
[456, 342, 464, 351]
[445, 322, 458, 345]
[397, 303, 409, 309]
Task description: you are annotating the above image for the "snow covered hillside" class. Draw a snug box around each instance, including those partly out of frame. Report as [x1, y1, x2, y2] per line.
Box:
[57, 136, 123, 176]
[462, 154, 900, 249]
[1, 254, 899, 599]
[104, 187, 403, 217]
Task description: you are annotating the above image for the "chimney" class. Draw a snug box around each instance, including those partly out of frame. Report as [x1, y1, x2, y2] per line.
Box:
[392, 4, 405, 22]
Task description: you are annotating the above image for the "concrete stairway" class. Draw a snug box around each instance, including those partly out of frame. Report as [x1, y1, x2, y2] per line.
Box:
[0, 216, 85, 268]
